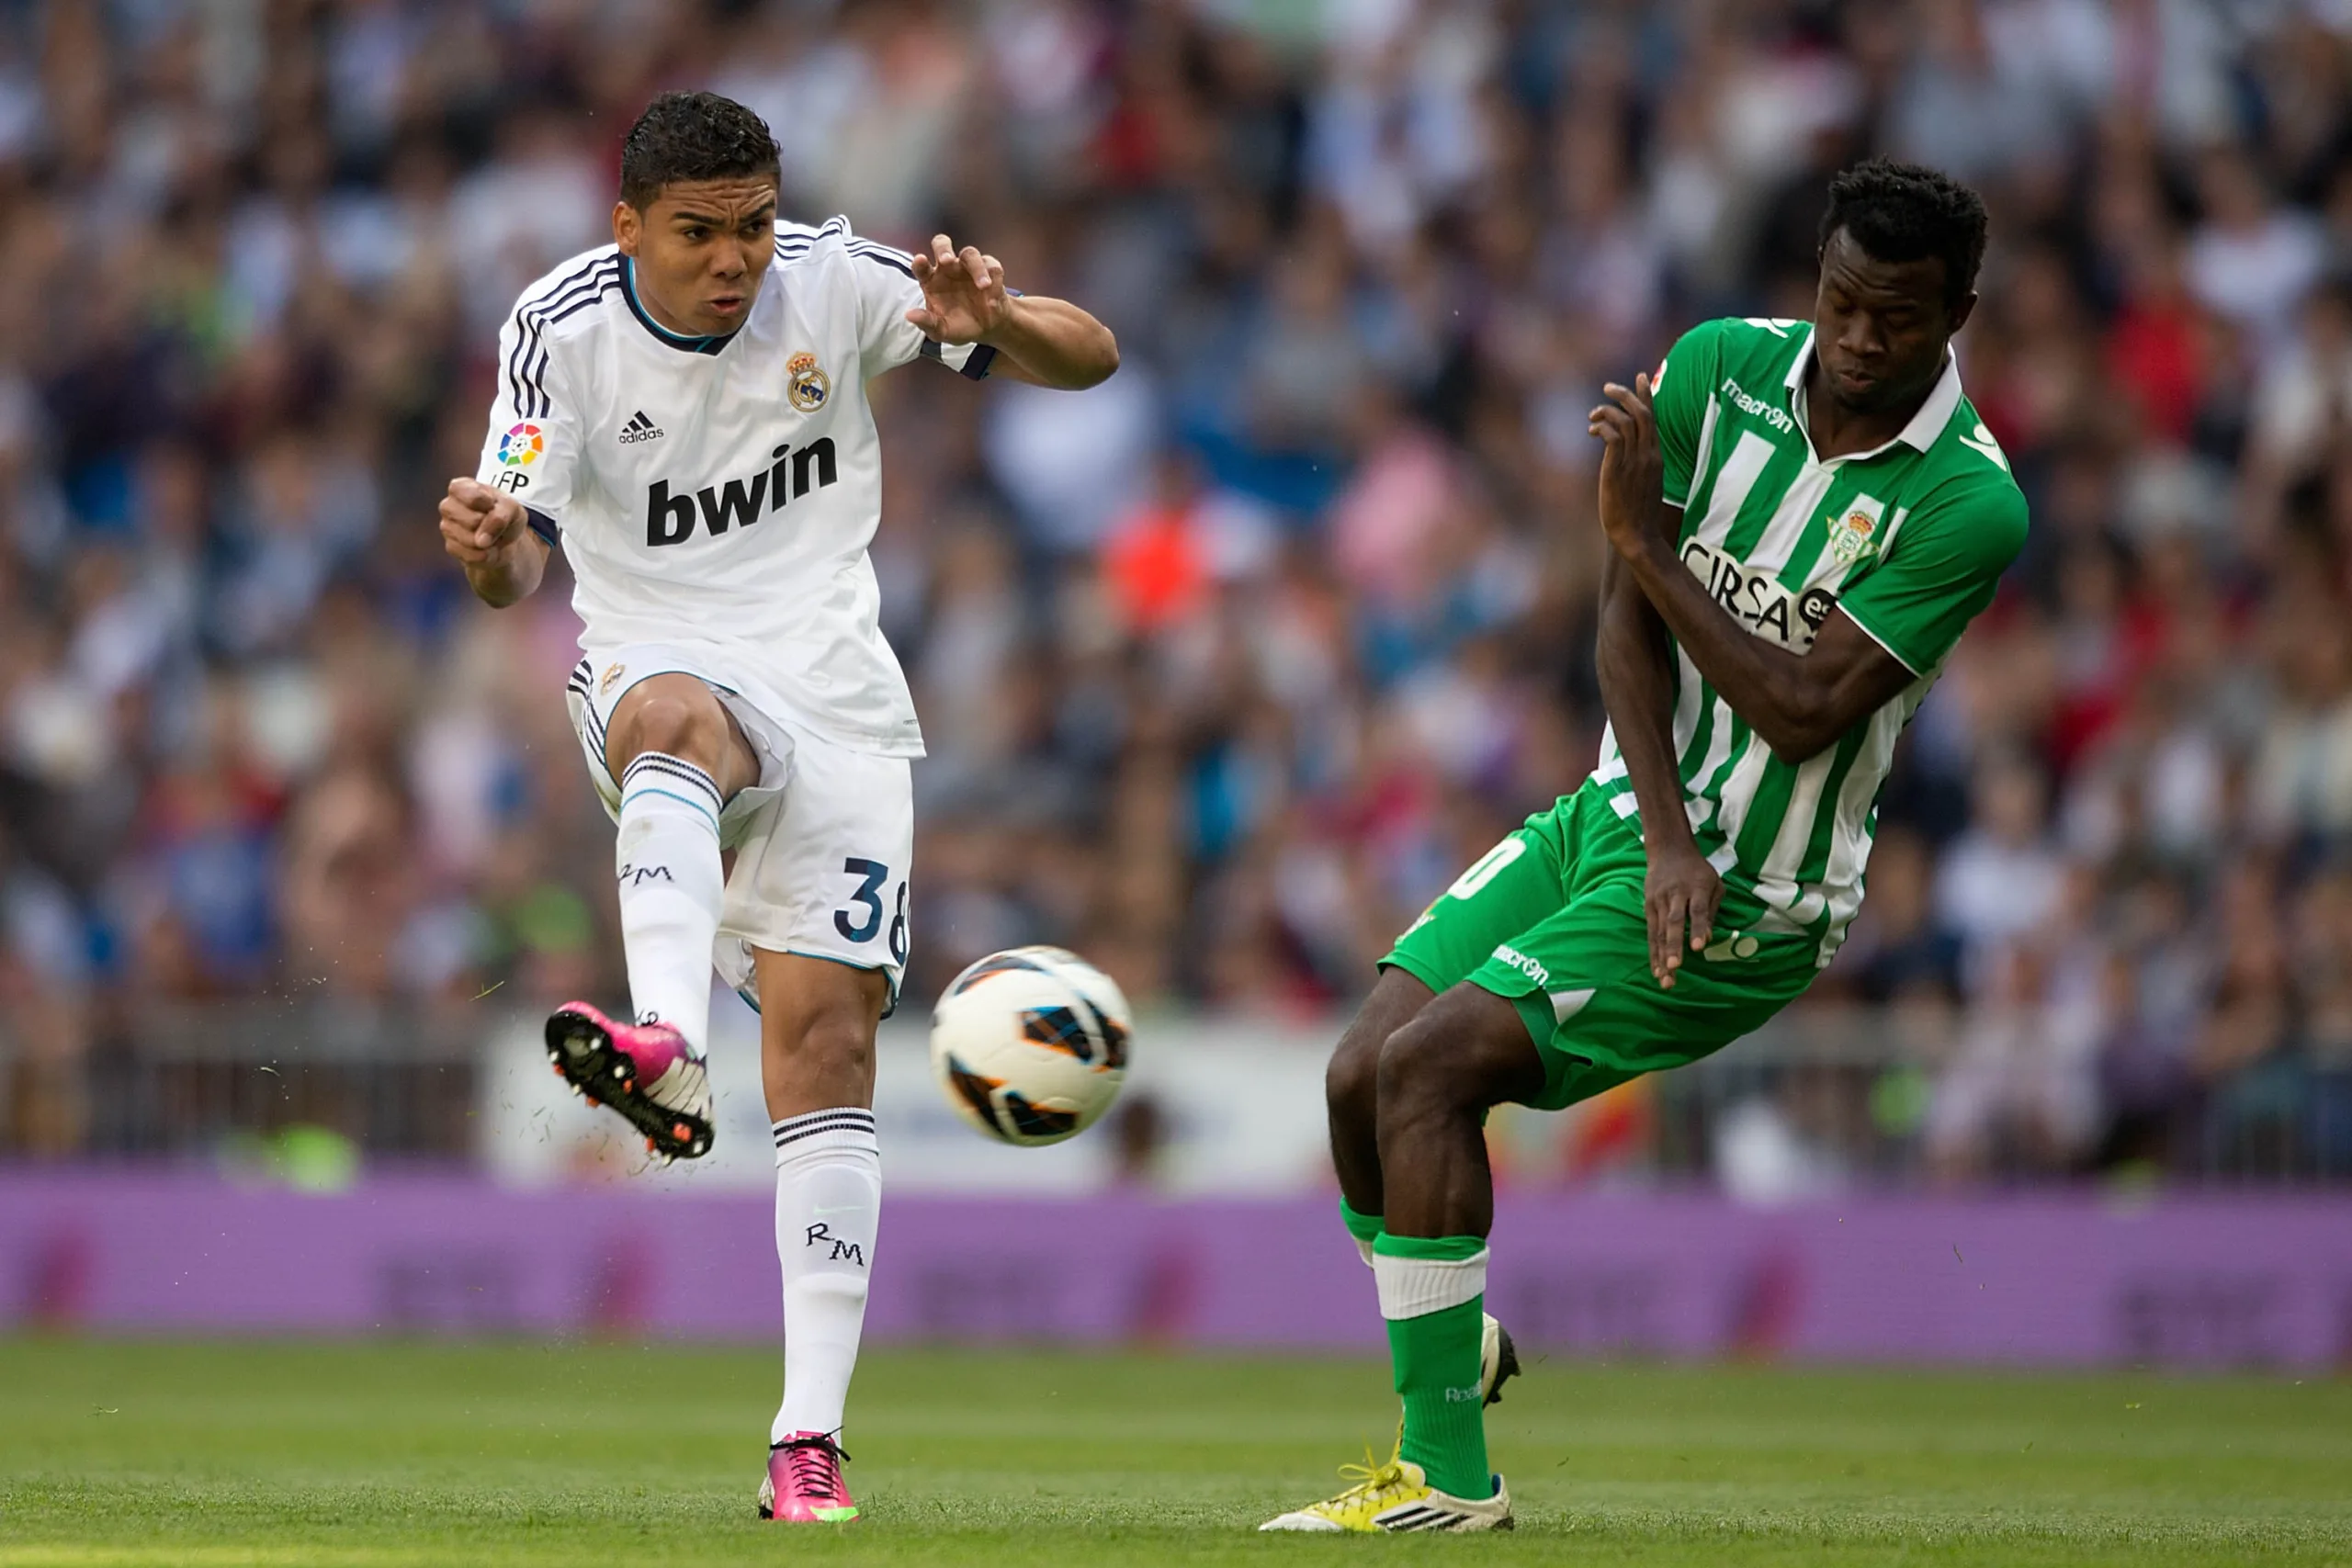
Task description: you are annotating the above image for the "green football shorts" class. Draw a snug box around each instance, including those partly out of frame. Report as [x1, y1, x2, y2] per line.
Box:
[1383, 782, 1820, 1112]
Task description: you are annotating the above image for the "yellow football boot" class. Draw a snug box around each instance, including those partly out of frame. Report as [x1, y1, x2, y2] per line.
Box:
[1259, 1450, 1513, 1533]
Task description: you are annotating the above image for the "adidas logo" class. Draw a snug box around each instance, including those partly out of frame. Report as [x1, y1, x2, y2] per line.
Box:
[618, 410, 664, 445]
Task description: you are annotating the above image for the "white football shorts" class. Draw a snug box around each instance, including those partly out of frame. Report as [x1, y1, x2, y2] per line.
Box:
[564, 644, 913, 1014]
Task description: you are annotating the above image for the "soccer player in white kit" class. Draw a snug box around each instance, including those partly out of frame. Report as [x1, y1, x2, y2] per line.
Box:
[437, 92, 1117, 1523]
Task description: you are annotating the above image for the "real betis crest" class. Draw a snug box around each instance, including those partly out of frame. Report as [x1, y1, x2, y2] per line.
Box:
[1829, 507, 1880, 568]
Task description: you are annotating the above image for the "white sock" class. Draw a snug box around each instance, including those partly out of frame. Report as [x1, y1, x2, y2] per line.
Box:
[615, 752, 726, 1056]
[771, 1108, 880, 1443]
[1373, 1246, 1489, 1320]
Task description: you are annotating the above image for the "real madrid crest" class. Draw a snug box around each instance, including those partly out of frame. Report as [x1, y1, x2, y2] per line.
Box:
[1828, 507, 1880, 568]
[786, 351, 831, 413]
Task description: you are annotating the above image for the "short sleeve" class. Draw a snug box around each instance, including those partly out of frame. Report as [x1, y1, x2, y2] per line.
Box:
[1835, 481, 2029, 676]
[1653, 320, 1723, 511]
[827, 218, 997, 382]
[476, 301, 582, 542]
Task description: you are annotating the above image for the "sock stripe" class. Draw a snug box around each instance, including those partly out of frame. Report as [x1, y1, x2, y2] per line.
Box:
[619, 785, 722, 833]
[1374, 1247, 1488, 1320]
[620, 757, 723, 825]
[622, 752, 722, 802]
[775, 1109, 879, 1133]
[623, 750, 717, 782]
[774, 1111, 876, 1148]
[772, 1113, 876, 1135]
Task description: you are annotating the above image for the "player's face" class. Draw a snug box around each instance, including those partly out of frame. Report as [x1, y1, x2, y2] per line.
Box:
[1812, 228, 1975, 416]
[614, 177, 779, 337]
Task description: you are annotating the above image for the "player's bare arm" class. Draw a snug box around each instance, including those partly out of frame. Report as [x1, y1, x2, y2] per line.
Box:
[1594, 547, 1722, 988]
[440, 477, 548, 608]
[906, 233, 1117, 389]
[1588, 373, 1915, 765]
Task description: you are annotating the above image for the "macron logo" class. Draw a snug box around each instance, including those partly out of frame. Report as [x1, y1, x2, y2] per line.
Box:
[1492, 944, 1550, 989]
[1721, 376, 1794, 435]
[618, 410, 664, 445]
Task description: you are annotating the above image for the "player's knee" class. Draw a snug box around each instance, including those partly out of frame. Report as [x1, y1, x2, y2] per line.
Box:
[1374, 987, 1533, 1122]
[1329, 968, 1431, 1118]
[615, 687, 725, 773]
[1373, 1014, 1456, 1122]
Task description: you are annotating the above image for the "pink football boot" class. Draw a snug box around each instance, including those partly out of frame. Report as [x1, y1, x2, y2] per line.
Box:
[757, 1431, 858, 1524]
[543, 1001, 714, 1162]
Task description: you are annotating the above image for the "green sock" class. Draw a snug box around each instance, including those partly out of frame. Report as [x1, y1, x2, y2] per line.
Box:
[1374, 1232, 1491, 1500]
[1339, 1197, 1385, 1260]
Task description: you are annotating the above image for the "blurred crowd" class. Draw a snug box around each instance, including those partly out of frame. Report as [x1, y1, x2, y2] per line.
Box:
[1, 0, 2349, 1181]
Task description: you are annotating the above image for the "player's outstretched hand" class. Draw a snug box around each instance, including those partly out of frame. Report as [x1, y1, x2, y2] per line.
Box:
[906, 233, 1012, 344]
[1589, 373, 1666, 559]
[440, 477, 528, 565]
[1645, 839, 1723, 990]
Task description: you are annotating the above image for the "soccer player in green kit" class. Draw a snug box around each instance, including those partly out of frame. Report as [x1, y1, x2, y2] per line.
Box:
[1263, 161, 2028, 1532]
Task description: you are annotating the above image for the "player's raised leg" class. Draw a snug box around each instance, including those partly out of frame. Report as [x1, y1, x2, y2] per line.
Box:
[546, 672, 758, 1161]
[752, 949, 888, 1525]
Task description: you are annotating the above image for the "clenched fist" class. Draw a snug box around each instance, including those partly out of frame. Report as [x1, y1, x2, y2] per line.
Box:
[440, 477, 530, 565]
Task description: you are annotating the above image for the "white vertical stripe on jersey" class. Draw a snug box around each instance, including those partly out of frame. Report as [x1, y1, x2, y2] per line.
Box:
[1668, 392, 1724, 511]
[1814, 690, 1918, 962]
[1688, 394, 1722, 506]
[1704, 730, 1773, 874]
[1741, 463, 1838, 577]
[1691, 430, 1776, 550]
[1683, 689, 1738, 839]
[1748, 744, 1838, 926]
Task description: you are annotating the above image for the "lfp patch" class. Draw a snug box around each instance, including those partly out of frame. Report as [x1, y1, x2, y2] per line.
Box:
[497, 423, 545, 467]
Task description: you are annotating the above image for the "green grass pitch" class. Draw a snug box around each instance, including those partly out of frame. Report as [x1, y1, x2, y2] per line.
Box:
[1, 1340, 2346, 1565]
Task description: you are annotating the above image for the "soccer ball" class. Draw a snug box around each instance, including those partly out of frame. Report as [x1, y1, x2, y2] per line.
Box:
[929, 946, 1132, 1146]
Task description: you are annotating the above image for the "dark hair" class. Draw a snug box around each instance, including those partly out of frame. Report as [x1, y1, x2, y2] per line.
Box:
[1817, 158, 1988, 317]
[618, 91, 781, 209]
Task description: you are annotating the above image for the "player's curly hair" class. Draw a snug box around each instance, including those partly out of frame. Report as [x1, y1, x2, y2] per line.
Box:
[619, 91, 781, 209]
[1817, 159, 1988, 317]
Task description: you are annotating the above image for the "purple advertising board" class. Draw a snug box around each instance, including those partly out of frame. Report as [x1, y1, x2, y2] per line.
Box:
[2, 1172, 2346, 1370]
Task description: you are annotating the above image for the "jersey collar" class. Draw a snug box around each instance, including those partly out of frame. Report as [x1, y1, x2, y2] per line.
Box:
[1785, 324, 1964, 462]
[620, 258, 741, 356]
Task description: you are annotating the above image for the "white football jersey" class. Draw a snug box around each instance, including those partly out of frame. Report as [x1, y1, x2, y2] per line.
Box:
[474, 217, 993, 757]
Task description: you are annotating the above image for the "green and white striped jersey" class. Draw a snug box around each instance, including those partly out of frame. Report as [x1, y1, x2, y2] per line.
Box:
[1590, 316, 2029, 965]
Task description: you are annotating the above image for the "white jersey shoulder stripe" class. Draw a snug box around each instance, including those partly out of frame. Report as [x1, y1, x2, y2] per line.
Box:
[515, 247, 621, 311]
[515, 268, 620, 417]
[844, 238, 916, 276]
[770, 217, 922, 279]
[505, 253, 610, 414]
[507, 253, 621, 418]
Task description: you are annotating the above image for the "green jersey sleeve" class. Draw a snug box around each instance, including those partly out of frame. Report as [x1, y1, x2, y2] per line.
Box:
[1651, 320, 1723, 511]
[1835, 479, 2029, 676]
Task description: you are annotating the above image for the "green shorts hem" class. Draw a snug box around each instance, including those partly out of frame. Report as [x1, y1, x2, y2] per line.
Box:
[1377, 949, 1449, 998]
